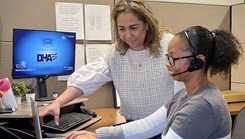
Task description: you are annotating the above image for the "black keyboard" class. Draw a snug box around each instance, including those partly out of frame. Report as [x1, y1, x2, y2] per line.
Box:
[43, 112, 92, 132]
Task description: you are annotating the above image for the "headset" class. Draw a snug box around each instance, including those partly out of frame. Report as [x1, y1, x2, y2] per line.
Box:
[184, 31, 204, 72]
[172, 31, 204, 76]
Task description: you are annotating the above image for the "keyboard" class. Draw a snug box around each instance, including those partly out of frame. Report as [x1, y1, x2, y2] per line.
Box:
[43, 112, 92, 132]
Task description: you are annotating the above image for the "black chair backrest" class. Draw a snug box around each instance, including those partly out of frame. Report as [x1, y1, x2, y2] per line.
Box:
[232, 106, 245, 139]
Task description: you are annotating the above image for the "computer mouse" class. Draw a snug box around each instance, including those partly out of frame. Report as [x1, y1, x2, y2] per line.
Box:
[80, 108, 97, 118]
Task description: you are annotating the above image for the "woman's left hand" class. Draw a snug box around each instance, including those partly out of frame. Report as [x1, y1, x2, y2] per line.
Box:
[63, 130, 97, 139]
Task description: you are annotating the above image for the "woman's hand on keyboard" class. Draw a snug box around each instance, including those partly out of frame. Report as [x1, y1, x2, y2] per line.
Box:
[64, 130, 97, 139]
[39, 101, 62, 126]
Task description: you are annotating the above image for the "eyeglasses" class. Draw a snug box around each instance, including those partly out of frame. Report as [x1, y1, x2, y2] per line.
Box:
[165, 54, 194, 66]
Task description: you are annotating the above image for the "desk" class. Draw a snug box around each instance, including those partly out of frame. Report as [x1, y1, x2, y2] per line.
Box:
[85, 108, 125, 132]
[1, 105, 242, 136]
[0, 97, 88, 118]
[0, 97, 102, 138]
[228, 101, 245, 115]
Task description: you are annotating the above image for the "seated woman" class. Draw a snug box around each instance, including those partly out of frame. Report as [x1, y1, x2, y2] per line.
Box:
[64, 26, 243, 139]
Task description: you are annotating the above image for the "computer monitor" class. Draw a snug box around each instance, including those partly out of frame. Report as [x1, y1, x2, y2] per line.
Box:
[12, 28, 76, 100]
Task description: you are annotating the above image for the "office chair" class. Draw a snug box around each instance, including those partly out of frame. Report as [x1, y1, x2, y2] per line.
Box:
[231, 106, 245, 139]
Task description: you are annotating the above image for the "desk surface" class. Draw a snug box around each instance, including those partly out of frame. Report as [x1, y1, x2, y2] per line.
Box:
[0, 97, 88, 118]
[85, 108, 125, 132]
[228, 101, 245, 115]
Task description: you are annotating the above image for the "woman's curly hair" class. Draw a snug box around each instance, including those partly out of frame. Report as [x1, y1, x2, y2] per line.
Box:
[177, 26, 243, 79]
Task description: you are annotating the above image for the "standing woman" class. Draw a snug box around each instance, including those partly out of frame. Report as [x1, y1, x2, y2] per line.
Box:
[40, 1, 182, 138]
[65, 26, 243, 139]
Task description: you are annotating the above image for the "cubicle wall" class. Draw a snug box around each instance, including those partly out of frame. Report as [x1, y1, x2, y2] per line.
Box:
[0, 0, 231, 108]
[0, 0, 115, 109]
[147, 2, 230, 91]
[231, 3, 245, 91]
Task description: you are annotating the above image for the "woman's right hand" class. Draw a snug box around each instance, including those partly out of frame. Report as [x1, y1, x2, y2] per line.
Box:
[39, 101, 61, 126]
[38, 87, 85, 126]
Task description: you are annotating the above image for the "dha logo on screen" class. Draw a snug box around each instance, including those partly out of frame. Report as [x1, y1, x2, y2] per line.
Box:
[37, 53, 57, 62]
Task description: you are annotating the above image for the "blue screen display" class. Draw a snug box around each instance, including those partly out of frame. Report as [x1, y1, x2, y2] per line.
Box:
[12, 29, 76, 78]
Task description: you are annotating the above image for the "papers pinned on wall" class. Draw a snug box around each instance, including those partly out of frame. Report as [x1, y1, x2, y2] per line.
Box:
[55, 3, 112, 81]
[55, 2, 85, 40]
[85, 44, 110, 63]
[75, 44, 85, 70]
[84, 4, 111, 40]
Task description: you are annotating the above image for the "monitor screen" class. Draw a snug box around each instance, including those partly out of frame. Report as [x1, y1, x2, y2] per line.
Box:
[12, 28, 76, 78]
[12, 28, 76, 100]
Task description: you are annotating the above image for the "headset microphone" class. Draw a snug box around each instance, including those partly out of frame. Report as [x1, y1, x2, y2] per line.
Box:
[172, 58, 204, 76]
[172, 69, 188, 76]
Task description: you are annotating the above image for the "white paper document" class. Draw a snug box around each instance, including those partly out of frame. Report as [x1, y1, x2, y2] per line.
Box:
[85, 44, 110, 63]
[84, 4, 111, 40]
[55, 2, 84, 39]
[75, 44, 85, 70]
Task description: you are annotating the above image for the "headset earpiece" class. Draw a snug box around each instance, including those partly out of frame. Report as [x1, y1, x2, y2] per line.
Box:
[187, 58, 204, 72]
[184, 30, 204, 72]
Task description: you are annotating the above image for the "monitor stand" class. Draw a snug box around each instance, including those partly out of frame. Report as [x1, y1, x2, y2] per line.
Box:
[36, 76, 55, 102]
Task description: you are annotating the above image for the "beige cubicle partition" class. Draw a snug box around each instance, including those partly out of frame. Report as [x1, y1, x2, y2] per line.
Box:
[0, 0, 115, 109]
[0, 0, 231, 108]
[147, 1, 230, 91]
[231, 3, 245, 91]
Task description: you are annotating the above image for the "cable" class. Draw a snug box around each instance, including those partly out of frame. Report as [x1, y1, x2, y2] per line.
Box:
[0, 126, 21, 139]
